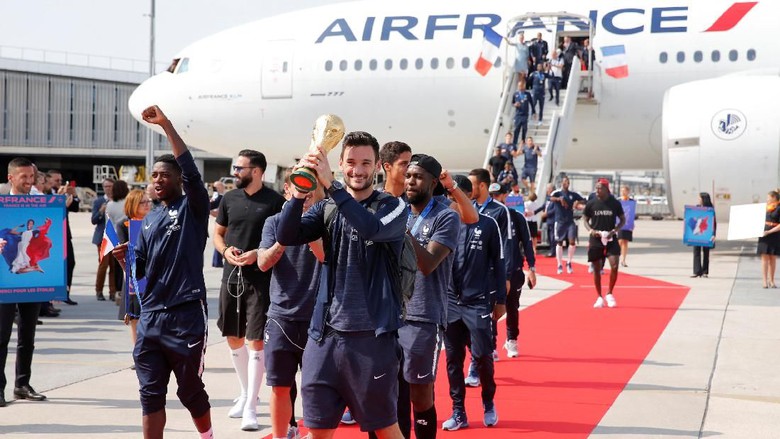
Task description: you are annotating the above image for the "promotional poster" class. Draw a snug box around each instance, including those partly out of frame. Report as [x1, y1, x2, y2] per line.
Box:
[683, 205, 716, 248]
[0, 194, 67, 303]
[125, 219, 146, 317]
[620, 199, 637, 231]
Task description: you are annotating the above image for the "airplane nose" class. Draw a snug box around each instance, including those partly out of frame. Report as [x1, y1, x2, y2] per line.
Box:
[128, 74, 170, 126]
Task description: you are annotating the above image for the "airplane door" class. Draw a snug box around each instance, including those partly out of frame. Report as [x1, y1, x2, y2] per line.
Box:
[261, 40, 294, 99]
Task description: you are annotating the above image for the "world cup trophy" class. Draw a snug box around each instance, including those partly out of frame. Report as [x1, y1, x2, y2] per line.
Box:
[290, 114, 345, 193]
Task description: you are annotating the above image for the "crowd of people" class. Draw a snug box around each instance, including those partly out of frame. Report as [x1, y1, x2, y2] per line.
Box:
[17, 102, 775, 439]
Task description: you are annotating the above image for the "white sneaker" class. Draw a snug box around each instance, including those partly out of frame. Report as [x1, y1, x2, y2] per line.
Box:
[241, 408, 258, 431]
[593, 296, 605, 308]
[228, 396, 246, 418]
[287, 425, 301, 439]
[557, 265, 563, 274]
[606, 294, 617, 308]
[504, 340, 519, 358]
[492, 349, 500, 362]
[567, 262, 573, 274]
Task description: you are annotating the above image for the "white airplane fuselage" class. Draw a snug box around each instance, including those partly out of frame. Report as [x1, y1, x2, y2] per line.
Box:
[129, 0, 779, 218]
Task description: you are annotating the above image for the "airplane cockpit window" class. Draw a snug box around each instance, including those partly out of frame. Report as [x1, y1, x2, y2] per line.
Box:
[369, 59, 378, 71]
[415, 58, 424, 70]
[462, 57, 470, 68]
[385, 59, 393, 70]
[659, 52, 668, 63]
[177, 58, 189, 73]
[495, 57, 502, 68]
[166, 58, 180, 73]
[325, 60, 333, 71]
[354, 60, 363, 71]
[693, 51, 703, 63]
[446, 58, 455, 69]
[711, 50, 721, 62]
[339, 60, 347, 71]
[728, 50, 738, 61]
[747, 49, 756, 61]
[400, 59, 408, 70]
[676, 52, 685, 63]
[431, 58, 439, 70]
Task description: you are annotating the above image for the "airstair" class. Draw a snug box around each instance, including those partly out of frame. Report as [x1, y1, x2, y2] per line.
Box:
[482, 12, 597, 201]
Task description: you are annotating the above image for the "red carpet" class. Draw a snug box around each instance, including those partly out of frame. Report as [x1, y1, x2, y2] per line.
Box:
[265, 257, 688, 438]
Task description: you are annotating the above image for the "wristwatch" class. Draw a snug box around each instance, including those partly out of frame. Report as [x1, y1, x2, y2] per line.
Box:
[327, 180, 344, 194]
[529, 267, 536, 272]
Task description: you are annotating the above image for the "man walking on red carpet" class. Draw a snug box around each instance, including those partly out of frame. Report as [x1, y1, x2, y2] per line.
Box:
[582, 179, 625, 308]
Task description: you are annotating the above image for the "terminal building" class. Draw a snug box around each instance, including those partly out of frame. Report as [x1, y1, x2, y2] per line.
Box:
[0, 48, 231, 190]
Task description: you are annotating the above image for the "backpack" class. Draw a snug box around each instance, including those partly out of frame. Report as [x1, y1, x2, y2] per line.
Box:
[323, 192, 417, 317]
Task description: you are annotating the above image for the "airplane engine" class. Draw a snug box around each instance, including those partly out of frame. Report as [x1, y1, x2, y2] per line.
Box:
[662, 72, 780, 221]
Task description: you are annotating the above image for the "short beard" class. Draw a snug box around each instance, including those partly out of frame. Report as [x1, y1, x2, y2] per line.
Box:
[407, 190, 430, 206]
[345, 170, 375, 192]
[235, 174, 253, 189]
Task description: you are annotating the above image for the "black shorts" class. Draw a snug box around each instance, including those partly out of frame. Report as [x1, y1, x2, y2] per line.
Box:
[264, 317, 308, 387]
[528, 221, 538, 239]
[587, 235, 621, 262]
[398, 321, 443, 384]
[217, 281, 269, 340]
[618, 230, 633, 241]
[135, 300, 209, 416]
[301, 330, 400, 432]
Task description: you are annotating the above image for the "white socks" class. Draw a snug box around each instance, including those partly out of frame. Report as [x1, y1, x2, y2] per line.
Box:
[199, 428, 214, 438]
[568, 245, 576, 263]
[556, 244, 563, 266]
[241, 349, 264, 431]
[228, 346, 248, 418]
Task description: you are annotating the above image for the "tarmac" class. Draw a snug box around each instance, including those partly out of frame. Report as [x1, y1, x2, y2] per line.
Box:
[0, 212, 776, 438]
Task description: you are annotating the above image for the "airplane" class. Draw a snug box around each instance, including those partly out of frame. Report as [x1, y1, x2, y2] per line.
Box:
[128, 0, 780, 221]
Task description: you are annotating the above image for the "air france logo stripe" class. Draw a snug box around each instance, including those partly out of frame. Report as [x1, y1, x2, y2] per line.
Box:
[704, 2, 757, 32]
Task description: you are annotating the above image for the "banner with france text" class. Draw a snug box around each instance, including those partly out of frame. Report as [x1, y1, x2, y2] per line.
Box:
[0, 195, 67, 303]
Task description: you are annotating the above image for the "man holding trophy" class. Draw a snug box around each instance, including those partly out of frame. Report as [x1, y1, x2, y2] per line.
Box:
[277, 118, 407, 439]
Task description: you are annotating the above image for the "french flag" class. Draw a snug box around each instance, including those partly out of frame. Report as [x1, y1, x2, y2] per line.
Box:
[475, 27, 503, 76]
[600, 44, 629, 79]
[100, 218, 120, 263]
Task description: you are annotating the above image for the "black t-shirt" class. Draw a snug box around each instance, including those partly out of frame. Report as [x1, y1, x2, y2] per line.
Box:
[488, 156, 508, 179]
[583, 195, 624, 232]
[216, 185, 285, 283]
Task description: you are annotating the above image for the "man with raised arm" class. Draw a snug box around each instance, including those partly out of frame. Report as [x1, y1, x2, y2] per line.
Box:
[113, 105, 213, 439]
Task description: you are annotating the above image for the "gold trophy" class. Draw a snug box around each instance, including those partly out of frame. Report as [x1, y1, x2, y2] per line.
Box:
[291, 114, 345, 192]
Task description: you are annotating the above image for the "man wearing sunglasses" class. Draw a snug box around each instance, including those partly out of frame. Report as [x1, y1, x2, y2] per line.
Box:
[213, 150, 285, 431]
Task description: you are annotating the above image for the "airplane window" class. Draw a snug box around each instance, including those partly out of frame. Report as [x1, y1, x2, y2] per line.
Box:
[400, 59, 408, 70]
[659, 52, 668, 63]
[711, 50, 720, 62]
[446, 58, 455, 69]
[354, 60, 363, 71]
[385, 59, 393, 70]
[495, 57, 502, 68]
[676, 51, 685, 63]
[462, 57, 470, 68]
[283, 62, 288, 73]
[415, 58, 424, 70]
[339, 60, 347, 71]
[325, 60, 333, 72]
[729, 50, 738, 61]
[693, 51, 703, 63]
[747, 49, 756, 61]
[177, 58, 189, 73]
[370, 59, 378, 71]
[431, 58, 439, 70]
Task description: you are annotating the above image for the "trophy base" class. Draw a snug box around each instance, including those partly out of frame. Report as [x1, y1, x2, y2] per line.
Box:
[291, 169, 318, 193]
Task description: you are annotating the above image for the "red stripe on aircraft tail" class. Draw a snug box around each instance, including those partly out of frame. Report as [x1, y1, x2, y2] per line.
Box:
[705, 2, 758, 32]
